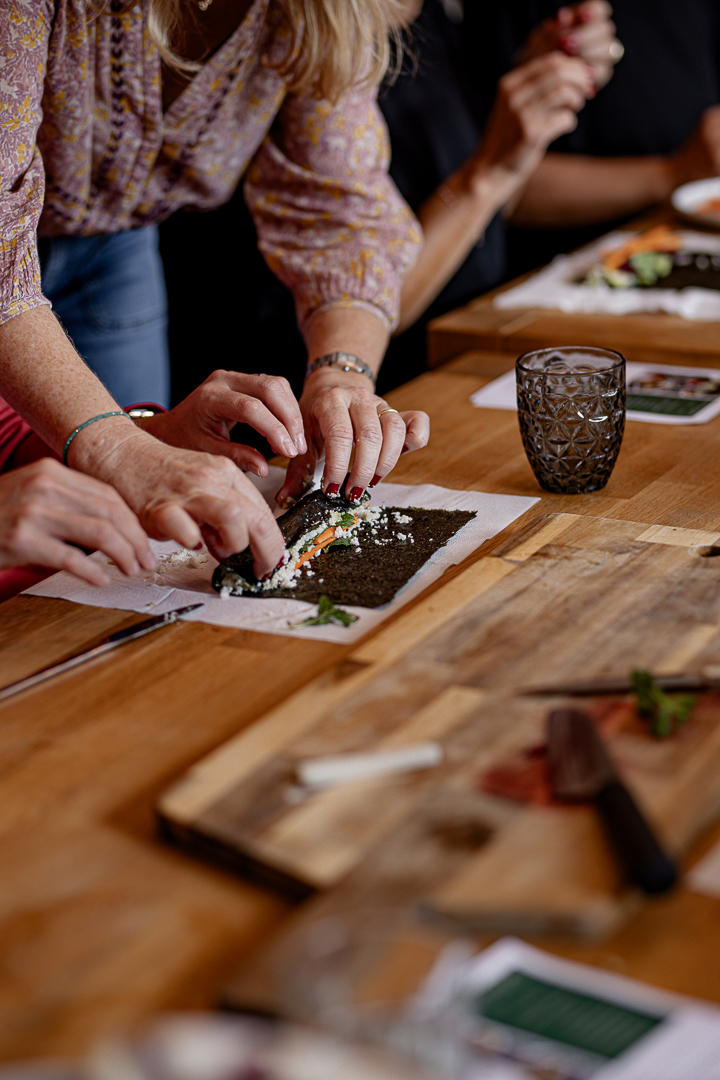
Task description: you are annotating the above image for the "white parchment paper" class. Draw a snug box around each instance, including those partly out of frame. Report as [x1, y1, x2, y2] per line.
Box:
[470, 360, 720, 426]
[494, 230, 720, 319]
[24, 469, 538, 644]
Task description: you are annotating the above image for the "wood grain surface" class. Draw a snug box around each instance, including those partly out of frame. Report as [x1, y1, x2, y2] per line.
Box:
[427, 212, 720, 369]
[159, 513, 720, 938]
[5, 348, 720, 1059]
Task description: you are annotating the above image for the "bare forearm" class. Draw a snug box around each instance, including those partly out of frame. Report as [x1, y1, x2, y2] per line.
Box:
[0, 306, 123, 453]
[511, 152, 675, 228]
[303, 306, 390, 376]
[397, 52, 592, 334]
[397, 163, 512, 334]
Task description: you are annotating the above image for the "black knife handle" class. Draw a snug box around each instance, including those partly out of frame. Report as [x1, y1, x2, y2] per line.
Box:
[595, 782, 678, 895]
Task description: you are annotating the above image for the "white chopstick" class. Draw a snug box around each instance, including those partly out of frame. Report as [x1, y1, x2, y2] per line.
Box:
[296, 742, 444, 790]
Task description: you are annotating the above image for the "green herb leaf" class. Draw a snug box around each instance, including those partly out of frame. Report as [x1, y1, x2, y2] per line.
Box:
[631, 669, 696, 738]
[288, 594, 358, 629]
[337, 512, 356, 527]
[327, 537, 351, 550]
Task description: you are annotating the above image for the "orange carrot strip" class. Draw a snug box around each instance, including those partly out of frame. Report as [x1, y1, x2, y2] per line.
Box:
[602, 226, 683, 272]
[293, 513, 360, 570]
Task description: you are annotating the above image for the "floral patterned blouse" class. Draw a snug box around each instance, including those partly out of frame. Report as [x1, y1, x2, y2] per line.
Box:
[0, 0, 421, 332]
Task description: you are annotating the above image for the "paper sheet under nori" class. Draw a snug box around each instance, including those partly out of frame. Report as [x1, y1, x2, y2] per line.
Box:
[213, 499, 476, 609]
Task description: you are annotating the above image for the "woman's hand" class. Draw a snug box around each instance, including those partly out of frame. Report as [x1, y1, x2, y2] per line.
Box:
[75, 427, 285, 574]
[520, 1, 622, 91]
[0, 458, 155, 585]
[276, 366, 429, 506]
[473, 53, 592, 202]
[140, 370, 307, 476]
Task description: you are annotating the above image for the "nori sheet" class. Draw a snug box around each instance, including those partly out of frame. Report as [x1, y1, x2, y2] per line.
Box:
[579, 251, 720, 292]
[213, 490, 476, 609]
[642, 261, 720, 292]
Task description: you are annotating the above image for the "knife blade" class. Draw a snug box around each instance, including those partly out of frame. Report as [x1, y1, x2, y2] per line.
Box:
[0, 602, 204, 704]
[546, 708, 677, 894]
[524, 667, 720, 697]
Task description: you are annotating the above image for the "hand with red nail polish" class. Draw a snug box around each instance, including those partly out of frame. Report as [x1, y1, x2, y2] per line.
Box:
[275, 316, 430, 507]
[518, 1, 620, 91]
[469, 51, 592, 202]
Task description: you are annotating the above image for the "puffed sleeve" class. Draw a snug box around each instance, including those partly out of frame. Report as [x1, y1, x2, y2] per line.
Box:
[0, 0, 53, 325]
[244, 80, 423, 334]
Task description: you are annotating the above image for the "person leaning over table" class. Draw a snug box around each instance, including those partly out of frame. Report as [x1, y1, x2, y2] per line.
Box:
[464, 0, 720, 275]
[375, 0, 615, 389]
[0, 0, 430, 580]
[164, 0, 616, 398]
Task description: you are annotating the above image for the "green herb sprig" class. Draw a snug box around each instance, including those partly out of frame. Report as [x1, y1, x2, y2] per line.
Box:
[288, 594, 358, 629]
[631, 669, 696, 738]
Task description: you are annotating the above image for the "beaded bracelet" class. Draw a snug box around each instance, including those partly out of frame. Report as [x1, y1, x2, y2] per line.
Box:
[62, 411, 133, 466]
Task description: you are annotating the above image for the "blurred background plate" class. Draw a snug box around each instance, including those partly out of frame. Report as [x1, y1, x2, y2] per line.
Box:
[671, 177, 720, 229]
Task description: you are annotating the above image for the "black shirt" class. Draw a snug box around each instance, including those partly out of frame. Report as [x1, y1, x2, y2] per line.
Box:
[463, 0, 720, 273]
[377, 0, 506, 389]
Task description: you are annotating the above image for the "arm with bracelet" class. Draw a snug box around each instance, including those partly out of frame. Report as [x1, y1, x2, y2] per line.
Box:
[244, 83, 430, 509]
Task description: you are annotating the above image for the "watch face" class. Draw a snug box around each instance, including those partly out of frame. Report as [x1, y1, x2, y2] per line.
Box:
[127, 408, 157, 418]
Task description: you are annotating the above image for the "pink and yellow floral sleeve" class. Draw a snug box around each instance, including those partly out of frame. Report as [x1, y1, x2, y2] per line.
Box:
[0, 0, 52, 325]
[244, 80, 422, 334]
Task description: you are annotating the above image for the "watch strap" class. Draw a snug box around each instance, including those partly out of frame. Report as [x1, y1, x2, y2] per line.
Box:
[305, 352, 375, 384]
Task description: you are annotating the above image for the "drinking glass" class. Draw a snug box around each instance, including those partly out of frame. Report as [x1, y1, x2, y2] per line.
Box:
[516, 346, 626, 494]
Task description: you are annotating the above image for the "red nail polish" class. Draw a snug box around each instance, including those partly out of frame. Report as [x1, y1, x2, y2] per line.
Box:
[325, 483, 340, 496]
[369, 474, 382, 488]
[261, 558, 285, 582]
[401, 443, 410, 454]
[349, 486, 364, 502]
[193, 542, 203, 551]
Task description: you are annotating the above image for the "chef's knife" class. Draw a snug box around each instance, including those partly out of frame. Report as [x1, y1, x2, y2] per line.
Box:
[525, 666, 720, 697]
[546, 708, 677, 894]
[0, 602, 204, 703]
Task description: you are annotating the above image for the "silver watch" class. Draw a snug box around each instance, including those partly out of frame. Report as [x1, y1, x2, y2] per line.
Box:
[305, 352, 375, 384]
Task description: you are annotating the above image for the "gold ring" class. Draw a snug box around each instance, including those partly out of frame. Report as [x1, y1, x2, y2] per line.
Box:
[377, 407, 399, 418]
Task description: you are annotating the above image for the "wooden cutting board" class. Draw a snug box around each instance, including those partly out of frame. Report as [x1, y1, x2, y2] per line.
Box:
[158, 513, 720, 938]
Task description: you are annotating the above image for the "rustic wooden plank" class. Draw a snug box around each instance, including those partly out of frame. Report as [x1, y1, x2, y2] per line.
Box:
[159, 515, 720, 941]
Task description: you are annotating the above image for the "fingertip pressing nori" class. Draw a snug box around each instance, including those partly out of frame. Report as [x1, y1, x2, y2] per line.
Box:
[211, 482, 362, 594]
[213, 497, 477, 609]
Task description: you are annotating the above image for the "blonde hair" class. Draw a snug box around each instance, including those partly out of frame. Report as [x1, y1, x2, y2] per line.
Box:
[136, 0, 404, 102]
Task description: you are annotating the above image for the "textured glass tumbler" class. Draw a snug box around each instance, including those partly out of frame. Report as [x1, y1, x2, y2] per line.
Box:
[516, 347, 626, 494]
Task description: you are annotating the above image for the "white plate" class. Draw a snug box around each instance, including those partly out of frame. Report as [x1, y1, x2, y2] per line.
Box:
[671, 177, 720, 229]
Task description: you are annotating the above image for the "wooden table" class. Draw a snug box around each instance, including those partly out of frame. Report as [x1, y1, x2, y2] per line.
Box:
[4, 350, 720, 1061]
[427, 212, 720, 369]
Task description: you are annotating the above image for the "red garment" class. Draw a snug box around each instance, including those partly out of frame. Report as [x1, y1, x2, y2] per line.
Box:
[0, 397, 53, 598]
[0, 395, 33, 471]
[0, 398, 165, 601]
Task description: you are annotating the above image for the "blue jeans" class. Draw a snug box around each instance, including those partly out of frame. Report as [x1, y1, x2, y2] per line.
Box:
[38, 227, 170, 408]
